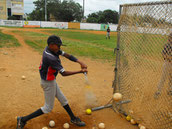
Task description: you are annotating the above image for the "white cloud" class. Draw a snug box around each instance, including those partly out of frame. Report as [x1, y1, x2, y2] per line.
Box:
[24, 0, 161, 16]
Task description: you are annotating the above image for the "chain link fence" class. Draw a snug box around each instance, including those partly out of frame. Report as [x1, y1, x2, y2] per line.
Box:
[113, 1, 172, 129]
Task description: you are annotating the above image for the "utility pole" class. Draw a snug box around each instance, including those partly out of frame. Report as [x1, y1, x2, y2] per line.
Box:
[45, 0, 47, 21]
[83, 0, 85, 19]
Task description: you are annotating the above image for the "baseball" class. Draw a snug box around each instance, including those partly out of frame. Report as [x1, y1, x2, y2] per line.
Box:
[98, 123, 105, 129]
[113, 93, 122, 101]
[49, 120, 55, 127]
[63, 123, 69, 129]
[130, 119, 136, 125]
[42, 127, 48, 129]
[140, 126, 146, 129]
[138, 124, 142, 128]
[21, 75, 26, 80]
[86, 109, 92, 115]
[126, 115, 131, 121]
[129, 110, 134, 114]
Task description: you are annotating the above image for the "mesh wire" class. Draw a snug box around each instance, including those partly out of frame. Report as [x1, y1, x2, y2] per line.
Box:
[112, 1, 172, 129]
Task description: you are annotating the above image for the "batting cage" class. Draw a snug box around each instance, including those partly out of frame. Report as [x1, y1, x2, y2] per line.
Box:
[112, 1, 172, 129]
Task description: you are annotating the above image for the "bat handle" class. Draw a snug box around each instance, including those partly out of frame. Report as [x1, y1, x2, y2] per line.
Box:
[84, 72, 89, 84]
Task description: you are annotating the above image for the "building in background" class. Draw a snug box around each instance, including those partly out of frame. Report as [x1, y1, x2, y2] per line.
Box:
[0, 0, 24, 20]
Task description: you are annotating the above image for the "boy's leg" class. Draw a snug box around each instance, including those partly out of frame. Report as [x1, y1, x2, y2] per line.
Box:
[16, 79, 56, 129]
[55, 82, 85, 126]
[16, 109, 44, 129]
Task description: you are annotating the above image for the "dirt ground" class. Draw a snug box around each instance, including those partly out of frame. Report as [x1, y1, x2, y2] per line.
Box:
[0, 27, 137, 129]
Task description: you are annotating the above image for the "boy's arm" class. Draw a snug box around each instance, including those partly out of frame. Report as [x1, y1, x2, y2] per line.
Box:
[61, 69, 88, 76]
[63, 52, 87, 69]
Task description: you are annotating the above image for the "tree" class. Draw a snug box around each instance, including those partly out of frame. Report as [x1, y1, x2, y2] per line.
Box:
[86, 12, 99, 23]
[53, 0, 83, 22]
[86, 10, 119, 24]
[28, 0, 83, 22]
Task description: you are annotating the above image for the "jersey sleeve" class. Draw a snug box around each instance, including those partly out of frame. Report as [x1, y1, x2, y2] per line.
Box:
[50, 59, 65, 73]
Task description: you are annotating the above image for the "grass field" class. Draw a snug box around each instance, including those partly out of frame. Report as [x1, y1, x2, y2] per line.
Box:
[0, 29, 20, 48]
[11, 29, 117, 62]
[0, 27, 168, 62]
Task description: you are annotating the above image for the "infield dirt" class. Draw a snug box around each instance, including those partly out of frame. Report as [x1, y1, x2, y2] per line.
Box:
[0, 27, 137, 129]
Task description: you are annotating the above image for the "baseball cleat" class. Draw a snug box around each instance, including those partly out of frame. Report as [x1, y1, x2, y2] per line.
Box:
[71, 117, 86, 127]
[16, 116, 26, 129]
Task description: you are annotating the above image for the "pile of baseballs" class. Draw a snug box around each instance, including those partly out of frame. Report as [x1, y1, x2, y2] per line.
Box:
[125, 116, 146, 129]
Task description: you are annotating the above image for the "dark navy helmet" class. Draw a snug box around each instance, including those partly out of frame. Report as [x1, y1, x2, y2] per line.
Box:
[47, 35, 62, 46]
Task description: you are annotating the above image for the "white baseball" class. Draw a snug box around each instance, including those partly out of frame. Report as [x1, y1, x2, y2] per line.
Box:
[42, 127, 48, 129]
[63, 123, 70, 129]
[113, 93, 122, 101]
[140, 126, 146, 129]
[49, 120, 55, 127]
[130, 119, 136, 125]
[129, 110, 134, 114]
[98, 123, 105, 129]
[21, 75, 26, 80]
[138, 124, 142, 128]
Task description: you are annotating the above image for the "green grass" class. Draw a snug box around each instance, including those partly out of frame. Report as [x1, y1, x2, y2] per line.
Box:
[13, 29, 116, 62]
[0, 29, 20, 48]
[1, 27, 168, 65]
[44, 30, 117, 49]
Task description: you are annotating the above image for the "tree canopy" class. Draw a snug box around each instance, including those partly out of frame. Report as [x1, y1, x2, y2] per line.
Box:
[27, 0, 119, 23]
[28, 0, 83, 22]
[86, 10, 119, 24]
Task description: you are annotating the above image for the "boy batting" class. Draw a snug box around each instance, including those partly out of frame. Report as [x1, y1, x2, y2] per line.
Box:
[16, 35, 88, 129]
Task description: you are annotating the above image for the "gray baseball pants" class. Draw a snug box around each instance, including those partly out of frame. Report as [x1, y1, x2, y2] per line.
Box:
[40, 79, 68, 113]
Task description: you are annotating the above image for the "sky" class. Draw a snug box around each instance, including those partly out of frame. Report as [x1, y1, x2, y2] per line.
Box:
[24, 0, 162, 16]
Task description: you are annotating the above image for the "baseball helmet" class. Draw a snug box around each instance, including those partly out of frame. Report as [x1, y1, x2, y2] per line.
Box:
[47, 35, 63, 46]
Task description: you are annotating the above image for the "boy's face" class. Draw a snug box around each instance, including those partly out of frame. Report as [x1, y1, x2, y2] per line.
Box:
[49, 44, 61, 53]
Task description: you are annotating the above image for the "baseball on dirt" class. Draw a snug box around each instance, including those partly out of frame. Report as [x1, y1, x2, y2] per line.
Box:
[86, 109, 92, 115]
[113, 93, 122, 101]
[126, 115, 131, 121]
[49, 120, 55, 127]
[130, 119, 136, 125]
[21, 75, 26, 80]
[98, 123, 105, 129]
[129, 110, 134, 114]
[138, 124, 142, 128]
[42, 127, 48, 129]
[63, 123, 69, 129]
[140, 126, 146, 129]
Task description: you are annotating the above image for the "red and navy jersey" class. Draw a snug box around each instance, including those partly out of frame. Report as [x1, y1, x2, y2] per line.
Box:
[39, 46, 65, 81]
